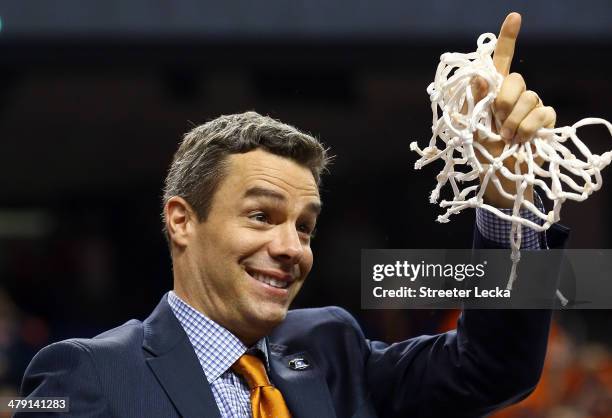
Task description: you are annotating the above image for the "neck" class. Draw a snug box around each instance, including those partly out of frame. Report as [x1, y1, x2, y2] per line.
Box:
[172, 283, 267, 346]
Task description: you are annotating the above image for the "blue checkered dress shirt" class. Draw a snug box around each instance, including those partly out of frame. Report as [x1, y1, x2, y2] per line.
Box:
[167, 291, 268, 418]
[475, 194, 545, 249]
[167, 204, 544, 417]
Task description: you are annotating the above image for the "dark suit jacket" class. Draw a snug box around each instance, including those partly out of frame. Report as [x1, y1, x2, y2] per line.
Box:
[19, 225, 569, 418]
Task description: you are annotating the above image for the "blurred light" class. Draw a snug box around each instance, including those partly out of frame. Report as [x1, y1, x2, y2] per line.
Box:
[0, 210, 55, 239]
[21, 317, 49, 348]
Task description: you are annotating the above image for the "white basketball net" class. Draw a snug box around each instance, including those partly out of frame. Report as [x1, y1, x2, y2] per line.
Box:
[410, 33, 612, 304]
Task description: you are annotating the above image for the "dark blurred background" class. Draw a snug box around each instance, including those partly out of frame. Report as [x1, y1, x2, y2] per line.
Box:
[0, 1, 611, 416]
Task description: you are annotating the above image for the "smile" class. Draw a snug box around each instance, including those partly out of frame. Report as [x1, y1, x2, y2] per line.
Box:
[252, 273, 289, 289]
[245, 267, 294, 291]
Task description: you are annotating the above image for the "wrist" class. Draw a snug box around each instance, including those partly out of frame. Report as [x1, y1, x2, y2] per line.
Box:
[482, 180, 534, 208]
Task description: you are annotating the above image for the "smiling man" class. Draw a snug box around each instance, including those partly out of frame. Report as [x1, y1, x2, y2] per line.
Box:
[164, 122, 326, 345]
[19, 13, 569, 418]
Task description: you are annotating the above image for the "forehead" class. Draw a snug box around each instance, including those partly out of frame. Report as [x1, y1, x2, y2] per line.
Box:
[223, 149, 320, 201]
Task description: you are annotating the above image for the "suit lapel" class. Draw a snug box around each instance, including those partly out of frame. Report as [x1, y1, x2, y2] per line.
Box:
[143, 294, 221, 418]
[142, 294, 337, 418]
[268, 342, 337, 418]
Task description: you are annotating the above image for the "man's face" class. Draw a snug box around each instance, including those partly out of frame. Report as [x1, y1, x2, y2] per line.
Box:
[185, 149, 320, 343]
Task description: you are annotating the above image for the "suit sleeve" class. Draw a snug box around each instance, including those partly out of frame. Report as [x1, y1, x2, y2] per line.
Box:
[17, 340, 110, 417]
[356, 223, 570, 418]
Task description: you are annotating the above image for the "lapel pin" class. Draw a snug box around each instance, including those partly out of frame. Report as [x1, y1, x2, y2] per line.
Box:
[288, 357, 310, 370]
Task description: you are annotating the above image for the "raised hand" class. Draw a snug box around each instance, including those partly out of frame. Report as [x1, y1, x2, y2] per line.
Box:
[493, 13, 556, 142]
[474, 12, 556, 208]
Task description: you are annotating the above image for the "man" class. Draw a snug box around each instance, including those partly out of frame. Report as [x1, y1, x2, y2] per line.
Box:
[19, 13, 567, 417]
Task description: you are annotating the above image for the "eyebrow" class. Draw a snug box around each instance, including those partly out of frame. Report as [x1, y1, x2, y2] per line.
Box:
[243, 186, 322, 216]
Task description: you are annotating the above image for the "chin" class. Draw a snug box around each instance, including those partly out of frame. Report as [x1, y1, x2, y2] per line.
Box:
[251, 304, 289, 328]
[236, 304, 290, 344]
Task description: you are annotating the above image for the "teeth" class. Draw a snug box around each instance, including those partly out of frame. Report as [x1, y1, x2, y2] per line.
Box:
[253, 273, 289, 289]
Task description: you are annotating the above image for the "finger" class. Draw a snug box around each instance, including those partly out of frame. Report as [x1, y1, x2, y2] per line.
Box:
[493, 12, 522, 76]
[500, 90, 540, 140]
[494, 73, 526, 121]
[516, 106, 556, 142]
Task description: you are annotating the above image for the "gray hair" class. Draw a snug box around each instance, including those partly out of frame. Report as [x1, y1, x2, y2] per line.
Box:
[162, 111, 331, 239]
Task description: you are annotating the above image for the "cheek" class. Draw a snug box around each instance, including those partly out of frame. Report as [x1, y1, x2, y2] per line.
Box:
[234, 231, 271, 261]
[300, 247, 314, 277]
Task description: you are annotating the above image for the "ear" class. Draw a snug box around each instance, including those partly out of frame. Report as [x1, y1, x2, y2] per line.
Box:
[165, 196, 197, 248]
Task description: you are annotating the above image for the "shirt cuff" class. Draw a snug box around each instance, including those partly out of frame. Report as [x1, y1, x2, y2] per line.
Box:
[475, 193, 545, 249]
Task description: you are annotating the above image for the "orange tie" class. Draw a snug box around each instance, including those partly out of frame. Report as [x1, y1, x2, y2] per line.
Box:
[232, 353, 292, 418]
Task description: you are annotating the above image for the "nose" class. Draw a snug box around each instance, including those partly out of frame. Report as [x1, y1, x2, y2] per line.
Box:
[268, 223, 304, 264]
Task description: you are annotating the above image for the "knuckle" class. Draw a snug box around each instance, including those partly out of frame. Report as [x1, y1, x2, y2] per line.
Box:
[535, 108, 548, 123]
[522, 90, 539, 105]
[495, 102, 511, 115]
[544, 106, 556, 127]
[508, 72, 526, 88]
[516, 125, 529, 140]
[503, 111, 520, 127]
[495, 97, 513, 113]
[517, 120, 535, 140]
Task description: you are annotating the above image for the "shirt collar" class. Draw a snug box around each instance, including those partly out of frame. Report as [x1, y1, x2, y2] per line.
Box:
[167, 291, 269, 383]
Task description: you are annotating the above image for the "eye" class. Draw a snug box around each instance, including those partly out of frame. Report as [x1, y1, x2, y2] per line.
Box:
[298, 223, 317, 239]
[249, 212, 269, 223]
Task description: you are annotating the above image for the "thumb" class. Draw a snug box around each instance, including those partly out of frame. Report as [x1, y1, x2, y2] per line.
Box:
[471, 76, 488, 103]
[461, 76, 489, 114]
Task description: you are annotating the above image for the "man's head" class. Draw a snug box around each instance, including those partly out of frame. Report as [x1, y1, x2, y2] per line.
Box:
[162, 111, 330, 344]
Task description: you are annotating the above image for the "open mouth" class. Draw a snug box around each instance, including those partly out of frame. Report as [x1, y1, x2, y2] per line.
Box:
[245, 268, 292, 290]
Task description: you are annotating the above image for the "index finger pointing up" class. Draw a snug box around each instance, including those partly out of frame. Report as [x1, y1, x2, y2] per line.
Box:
[493, 12, 522, 76]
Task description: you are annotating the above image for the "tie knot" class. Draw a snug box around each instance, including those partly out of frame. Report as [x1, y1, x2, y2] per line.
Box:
[232, 353, 271, 390]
